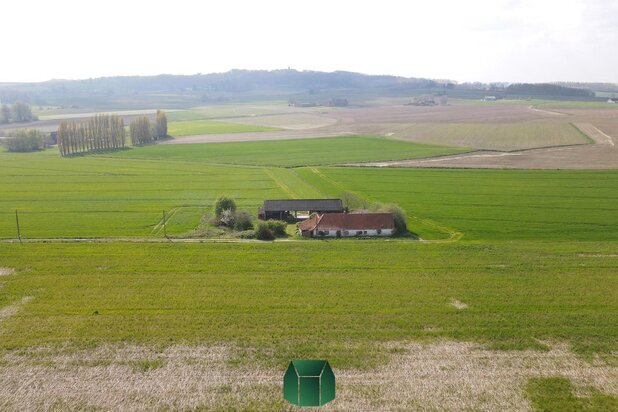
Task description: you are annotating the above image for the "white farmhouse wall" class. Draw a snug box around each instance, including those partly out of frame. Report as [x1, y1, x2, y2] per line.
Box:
[311, 228, 393, 237]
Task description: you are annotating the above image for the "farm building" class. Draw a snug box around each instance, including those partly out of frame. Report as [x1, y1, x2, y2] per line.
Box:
[298, 213, 395, 238]
[258, 199, 344, 221]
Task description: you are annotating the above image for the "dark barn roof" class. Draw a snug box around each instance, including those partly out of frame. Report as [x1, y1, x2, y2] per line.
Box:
[299, 213, 395, 231]
[263, 199, 343, 212]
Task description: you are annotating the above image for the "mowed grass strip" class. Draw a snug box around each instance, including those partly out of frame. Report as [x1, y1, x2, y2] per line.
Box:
[108, 136, 469, 166]
[0, 241, 616, 367]
[168, 119, 278, 136]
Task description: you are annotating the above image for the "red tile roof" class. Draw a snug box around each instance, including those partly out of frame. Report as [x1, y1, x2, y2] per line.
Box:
[298, 213, 395, 231]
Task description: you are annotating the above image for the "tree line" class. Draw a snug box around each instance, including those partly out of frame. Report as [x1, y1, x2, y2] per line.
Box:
[130, 110, 168, 145]
[56, 110, 168, 156]
[57, 114, 126, 156]
[0, 101, 37, 123]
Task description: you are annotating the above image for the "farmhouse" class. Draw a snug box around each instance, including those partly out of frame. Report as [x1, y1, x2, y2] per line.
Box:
[258, 198, 344, 221]
[298, 213, 395, 238]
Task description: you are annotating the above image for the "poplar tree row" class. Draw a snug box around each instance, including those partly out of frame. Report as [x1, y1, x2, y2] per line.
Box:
[129, 110, 168, 145]
[57, 114, 125, 156]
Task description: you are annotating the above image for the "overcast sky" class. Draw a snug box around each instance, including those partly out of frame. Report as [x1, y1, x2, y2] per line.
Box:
[3, 0, 617, 83]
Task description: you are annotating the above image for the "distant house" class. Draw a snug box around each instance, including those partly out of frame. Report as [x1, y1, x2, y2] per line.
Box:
[298, 213, 395, 238]
[608, 99, 616, 104]
[483, 96, 498, 101]
[258, 199, 344, 221]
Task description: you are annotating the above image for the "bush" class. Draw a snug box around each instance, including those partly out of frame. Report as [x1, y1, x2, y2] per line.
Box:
[265, 220, 287, 236]
[377, 203, 408, 235]
[234, 211, 253, 231]
[2, 129, 49, 152]
[214, 196, 237, 217]
[255, 222, 275, 240]
[236, 230, 255, 239]
[219, 209, 235, 227]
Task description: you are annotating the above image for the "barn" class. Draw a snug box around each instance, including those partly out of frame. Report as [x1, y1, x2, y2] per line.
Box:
[298, 213, 395, 237]
[258, 199, 344, 221]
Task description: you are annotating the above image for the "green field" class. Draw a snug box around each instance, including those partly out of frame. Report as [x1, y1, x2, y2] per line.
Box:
[107, 136, 469, 167]
[0, 240, 616, 366]
[168, 119, 278, 136]
[1, 138, 617, 409]
[1, 146, 617, 241]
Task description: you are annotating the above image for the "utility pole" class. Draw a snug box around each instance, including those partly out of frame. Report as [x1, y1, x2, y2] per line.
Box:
[163, 210, 167, 239]
[15, 210, 21, 243]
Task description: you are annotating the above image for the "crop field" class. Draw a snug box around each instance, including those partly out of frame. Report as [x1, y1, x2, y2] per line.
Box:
[1, 134, 617, 410]
[166, 103, 302, 122]
[167, 119, 278, 136]
[106, 136, 468, 167]
[386, 121, 590, 151]
[295, 167, 618, 241]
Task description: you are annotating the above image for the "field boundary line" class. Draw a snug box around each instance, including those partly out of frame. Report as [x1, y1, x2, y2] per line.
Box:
[573, 123, 615, 146]
[151, 207, 180, 236]
[528, 105, 566, 116]
[415, 217, 464, 243]
[263, 168, 298, 198]
[288, 168, 327, 197]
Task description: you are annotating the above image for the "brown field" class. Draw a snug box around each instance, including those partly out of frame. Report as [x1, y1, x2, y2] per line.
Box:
[1, 342, 615, 411]
[4, 100, 618, 168]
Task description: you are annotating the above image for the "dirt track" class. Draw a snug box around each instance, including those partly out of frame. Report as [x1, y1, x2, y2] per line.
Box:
[346, 144, 618, 169]
[159, 129, 353, 144]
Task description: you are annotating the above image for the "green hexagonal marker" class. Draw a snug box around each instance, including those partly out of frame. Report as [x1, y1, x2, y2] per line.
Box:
[284, 360, 336, 406]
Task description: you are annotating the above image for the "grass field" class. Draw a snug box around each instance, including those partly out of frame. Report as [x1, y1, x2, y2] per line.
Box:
[394, 122, 590, 151]
[295, 167, 618, 241]
[1, 136, 617, 409]
[1, 146, 617, 241]
[1, 241, 616, 362]
[168, 119, 278, 136]
[108, 136, 469, 167]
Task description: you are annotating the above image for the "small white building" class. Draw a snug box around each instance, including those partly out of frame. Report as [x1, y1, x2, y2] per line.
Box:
[608, 99, 616, 104]
[298, 213, 395, 238]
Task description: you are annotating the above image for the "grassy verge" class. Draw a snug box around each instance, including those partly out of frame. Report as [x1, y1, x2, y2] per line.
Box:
[168, 119, 278, 136]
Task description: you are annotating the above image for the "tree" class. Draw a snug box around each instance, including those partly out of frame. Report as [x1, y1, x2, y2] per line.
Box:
[2, 129, 48, 152]
[155, 110, 168, 139]
[214, 196, 237, 217]
[57, 114, 125, 156]
[0, 105, 10, 123]
[11, 101, 35, 122]
[130, 116, 153, 145]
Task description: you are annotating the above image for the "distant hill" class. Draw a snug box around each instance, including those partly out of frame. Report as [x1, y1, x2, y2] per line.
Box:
[505, 83, 593, 98]
[0, 70, 438, 107]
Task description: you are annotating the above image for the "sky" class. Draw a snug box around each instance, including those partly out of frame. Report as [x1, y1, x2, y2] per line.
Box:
[2, 0, 618, 83]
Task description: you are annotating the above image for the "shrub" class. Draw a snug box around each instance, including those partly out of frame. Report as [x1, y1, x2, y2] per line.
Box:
[377, 203, 408, 235]
[219, 209, 235, 227]
[3, 129, 48, 152]
[236, 230, 255, 239]
[234, 211, 253, 231]
[255, 222, 275, 240]
[214, 196, 237, 217]
[266, 220, 287, 237]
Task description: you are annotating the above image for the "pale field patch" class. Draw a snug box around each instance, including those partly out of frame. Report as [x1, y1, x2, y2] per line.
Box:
[224, 113, 338, 130]
[0, 296, 33, 322]
[450, 299, 469, 310]
[0, 341, 615, 411]
[0, 268, 15, 276]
